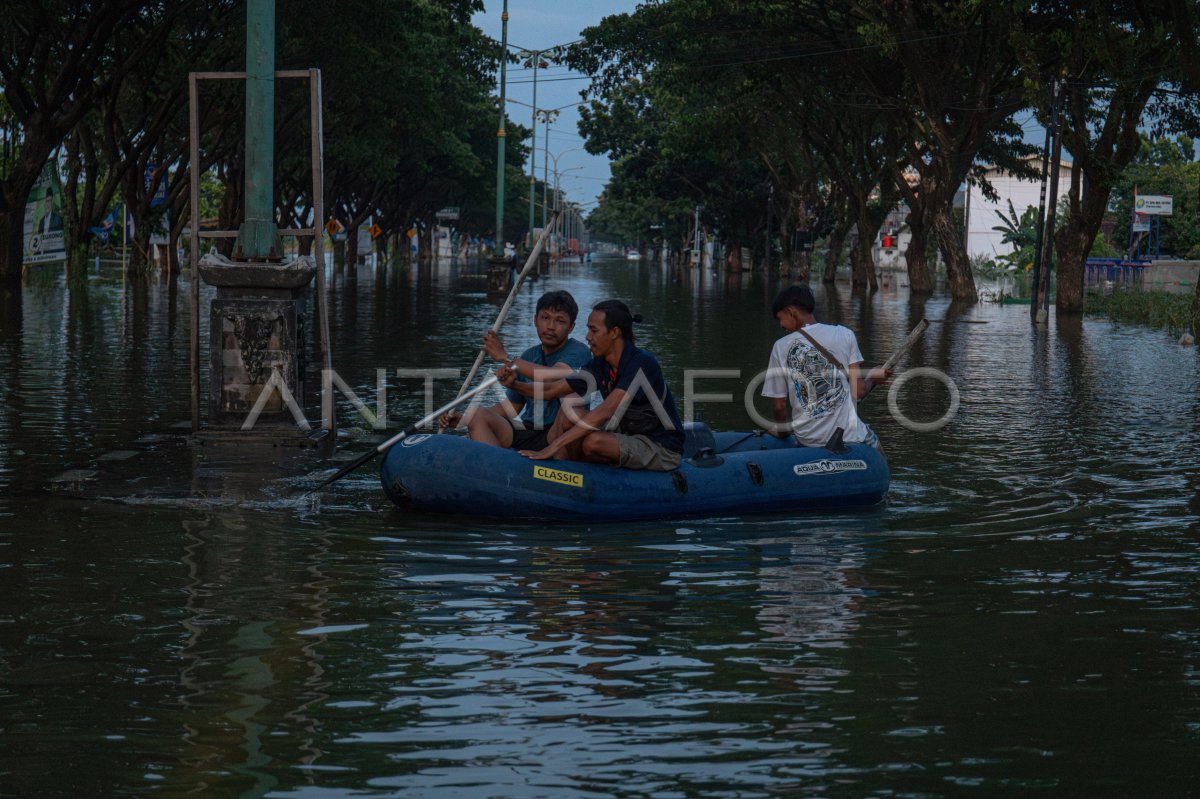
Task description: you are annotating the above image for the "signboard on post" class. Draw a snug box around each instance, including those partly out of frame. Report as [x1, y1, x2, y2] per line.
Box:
[435, 207, 460, 221]
[369, 223, 382, 239]
[1131, 213, 1150, 233]
[1135, 195, 1173, 215]
[23, 162, 66, 265]
[325, 219, 342, 236]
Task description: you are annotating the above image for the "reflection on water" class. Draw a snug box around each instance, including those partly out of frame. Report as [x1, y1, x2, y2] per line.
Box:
[0, 258, 1198, 796]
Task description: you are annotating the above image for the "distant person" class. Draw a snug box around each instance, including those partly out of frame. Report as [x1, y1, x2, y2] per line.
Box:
[762, 285, 890, 452]
[439, 290, 591, 450]
[522, 299, 684, 471]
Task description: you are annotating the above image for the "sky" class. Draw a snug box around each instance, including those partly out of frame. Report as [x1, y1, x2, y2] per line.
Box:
[471, 0, 641, 216]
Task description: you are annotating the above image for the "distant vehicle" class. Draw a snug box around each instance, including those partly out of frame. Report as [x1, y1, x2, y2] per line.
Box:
[626, 249, 641, 261]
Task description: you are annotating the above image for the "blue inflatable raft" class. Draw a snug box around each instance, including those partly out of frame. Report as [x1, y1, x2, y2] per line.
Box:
[380, 423, 889, 522]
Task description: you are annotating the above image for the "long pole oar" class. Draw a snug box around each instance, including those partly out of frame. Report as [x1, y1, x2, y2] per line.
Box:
[311, 376, 499, 491]
[311, 212, 561, 491]
[880, 318, 930, 373]
[452, 210, 560, 402]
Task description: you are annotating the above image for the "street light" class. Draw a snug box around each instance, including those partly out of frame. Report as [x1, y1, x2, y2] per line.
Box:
[544, 147, 585, 209]
[492, 0, 510, 256]
[516, 48, 559, 251]
[550, 165, 583, 259]
[536, 109, 558, 233]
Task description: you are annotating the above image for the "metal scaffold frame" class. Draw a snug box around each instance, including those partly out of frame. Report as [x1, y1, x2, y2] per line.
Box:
[186, 68, 333, 439]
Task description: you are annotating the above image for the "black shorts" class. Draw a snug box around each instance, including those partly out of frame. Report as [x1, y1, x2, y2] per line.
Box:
[507, 419, 549, 451]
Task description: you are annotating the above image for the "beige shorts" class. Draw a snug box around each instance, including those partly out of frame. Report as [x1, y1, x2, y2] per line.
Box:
[615, 434, 682, 471]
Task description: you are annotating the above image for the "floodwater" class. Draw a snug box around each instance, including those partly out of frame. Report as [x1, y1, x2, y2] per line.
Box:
[1, 256, 1198, 797]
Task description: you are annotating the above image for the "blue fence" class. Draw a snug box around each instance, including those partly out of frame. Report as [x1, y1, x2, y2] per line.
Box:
[1085, 258, 1149, 288]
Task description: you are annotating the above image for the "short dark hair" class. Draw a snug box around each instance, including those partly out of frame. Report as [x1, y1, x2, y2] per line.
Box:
[535, 290, 578, 324]
[771, 285, 815, 316]
[592, 299, 642, 343]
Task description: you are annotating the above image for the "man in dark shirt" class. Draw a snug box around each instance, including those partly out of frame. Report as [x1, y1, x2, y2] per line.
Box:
[521, 299, 683, 471]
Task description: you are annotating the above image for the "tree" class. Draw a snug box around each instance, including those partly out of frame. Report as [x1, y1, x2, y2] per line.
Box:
[839, 0, 1034, 302]
[0, 0, 221, 282]
[1109, 135, 1200, 259]
[1021, 0, 1197, 312]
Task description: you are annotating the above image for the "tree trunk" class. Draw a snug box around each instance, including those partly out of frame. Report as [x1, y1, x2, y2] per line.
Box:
[0, 212, 27, 283]
[346, 226, 360, 266]
[930, 206, 977, 302]
[904, 210, 934, 294]
[779, 211, 794, 276]
[850, 237, 879, 291]
[0, 283, 21, 342]
[333, 237, 345, 272]
[795, 249, 811, 283]
[823, 222, 847, 282]
[850, 201, 883, 291]
[1053, 227, 1089, 313]
[167, 229, 182, 277]
[1192, 278, 1200, 336]
[1052, 173, 1109, 314]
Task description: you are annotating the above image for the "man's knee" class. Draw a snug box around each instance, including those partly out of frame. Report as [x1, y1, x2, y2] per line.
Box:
[581, 433, 603, 458]
[467, 407, 512, 446]
[581, 432, 617, 462]
[466, 410, 491, 435]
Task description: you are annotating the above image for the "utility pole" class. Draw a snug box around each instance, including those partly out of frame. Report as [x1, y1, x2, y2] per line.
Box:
[1031, 78, 1060, 324]
[234, 0, 282, 261]
[493, 0, 509, 255]
[765, 183, 773, 274]
[523, 50, 549, 252]
[1033, 78, 1064, 325]
[541, 110, 557, 231]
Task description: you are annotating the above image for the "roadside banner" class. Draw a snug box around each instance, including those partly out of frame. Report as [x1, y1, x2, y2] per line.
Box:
[23, 162, 67, 264]
[1134, 194, 1173, 216]
[145, 164, 168, 208]
[89, 205, 121, 244]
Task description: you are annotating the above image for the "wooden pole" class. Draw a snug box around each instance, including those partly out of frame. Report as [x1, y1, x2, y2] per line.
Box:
[310, 68, 334, 441]
[452, 211, 559, 401]
[188, 72, 201, 432]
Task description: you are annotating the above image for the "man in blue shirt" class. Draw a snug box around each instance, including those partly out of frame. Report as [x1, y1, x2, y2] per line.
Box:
[521, 299, 684, 471]
[439, 290, 591, 450]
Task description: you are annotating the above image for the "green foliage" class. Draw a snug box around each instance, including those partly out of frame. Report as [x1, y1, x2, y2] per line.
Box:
[0, 0, 514, 277]
[1085, 288, 1196, 336]
[992, 200, 1040, 271]
[1109, 134, 1200, 259]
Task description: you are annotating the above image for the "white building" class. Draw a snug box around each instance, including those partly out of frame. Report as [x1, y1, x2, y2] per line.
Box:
[964, 155, 1072, 262]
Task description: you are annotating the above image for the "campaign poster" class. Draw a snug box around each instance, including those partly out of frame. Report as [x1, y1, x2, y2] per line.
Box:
[23, 163, 67, 265]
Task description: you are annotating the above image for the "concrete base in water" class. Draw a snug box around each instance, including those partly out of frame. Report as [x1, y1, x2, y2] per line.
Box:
[191, 427, 332, 449]
[486, 254, 514, 296]
[199, 253, 317, 430]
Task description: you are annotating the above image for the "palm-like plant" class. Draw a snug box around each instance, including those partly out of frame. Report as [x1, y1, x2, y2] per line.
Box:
[992, 200, 1040, 271]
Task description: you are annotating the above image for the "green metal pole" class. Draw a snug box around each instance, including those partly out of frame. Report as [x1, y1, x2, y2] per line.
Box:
[527, 53, 538, 252]
[494, 0, 509, 255]
[542, 115, 550, 231]
[235, 0, 282, 261]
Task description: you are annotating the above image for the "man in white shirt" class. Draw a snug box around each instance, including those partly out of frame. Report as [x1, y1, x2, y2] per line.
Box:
[761, 285, 889, 452]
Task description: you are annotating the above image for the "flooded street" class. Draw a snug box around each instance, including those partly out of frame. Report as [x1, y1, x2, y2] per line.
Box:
[1, 257, 1198, 796]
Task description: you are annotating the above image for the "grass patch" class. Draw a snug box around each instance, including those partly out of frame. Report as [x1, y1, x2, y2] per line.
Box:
[1084, 289, 1198, 337]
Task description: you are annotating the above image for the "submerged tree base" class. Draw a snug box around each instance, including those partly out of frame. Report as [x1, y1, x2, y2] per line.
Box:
[1084, 289, 1198, 338]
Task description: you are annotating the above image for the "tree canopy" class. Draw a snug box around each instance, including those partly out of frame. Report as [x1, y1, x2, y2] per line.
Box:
[569, 0, 1200, 307]
[0, 0, 530, 279]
